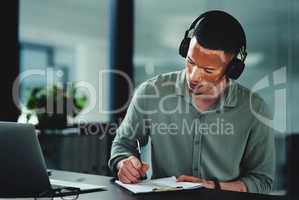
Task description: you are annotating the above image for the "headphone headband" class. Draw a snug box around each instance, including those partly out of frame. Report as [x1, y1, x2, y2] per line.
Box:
[185, 10, 247, 62]
[179, 10, 248, 80]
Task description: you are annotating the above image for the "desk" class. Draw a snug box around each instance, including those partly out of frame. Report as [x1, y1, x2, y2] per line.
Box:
[51, 170, 285, 200]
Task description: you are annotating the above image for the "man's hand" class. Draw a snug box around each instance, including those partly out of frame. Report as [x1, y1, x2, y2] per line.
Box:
[117, 156, 149, 184]
[177, 175, 247, 192]
[177, 175, 215, 189]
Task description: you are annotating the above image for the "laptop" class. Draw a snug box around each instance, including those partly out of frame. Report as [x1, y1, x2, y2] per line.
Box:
[0, 122, 106, 198]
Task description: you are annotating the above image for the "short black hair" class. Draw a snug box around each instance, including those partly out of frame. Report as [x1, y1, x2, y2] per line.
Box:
[194, 12, 245, 54]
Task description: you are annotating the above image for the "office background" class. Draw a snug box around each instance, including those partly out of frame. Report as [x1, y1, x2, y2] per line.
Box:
[1, 0, 298, 194]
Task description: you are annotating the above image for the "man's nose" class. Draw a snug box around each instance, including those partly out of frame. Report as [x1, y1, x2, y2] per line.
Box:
[189, 67, 203, 83]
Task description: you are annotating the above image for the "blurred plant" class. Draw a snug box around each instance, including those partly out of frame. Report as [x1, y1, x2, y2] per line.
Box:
[26, 84, 88, 128]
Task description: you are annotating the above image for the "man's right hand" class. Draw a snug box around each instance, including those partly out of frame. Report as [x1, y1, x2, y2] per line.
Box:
[117, 156, 149, 184]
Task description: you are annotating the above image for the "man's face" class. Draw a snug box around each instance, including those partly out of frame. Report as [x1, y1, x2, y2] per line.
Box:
[186, 37, 234, 97]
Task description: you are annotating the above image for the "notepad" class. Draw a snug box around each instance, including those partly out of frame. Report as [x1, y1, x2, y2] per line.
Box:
[115, 176, 203, 194]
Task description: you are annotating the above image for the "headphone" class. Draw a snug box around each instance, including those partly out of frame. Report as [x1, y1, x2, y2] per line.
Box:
[179, 10, 247, 80]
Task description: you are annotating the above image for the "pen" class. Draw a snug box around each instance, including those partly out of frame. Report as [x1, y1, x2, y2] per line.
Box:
[152, 186, 183, 192]
[136, 139, 147, 180]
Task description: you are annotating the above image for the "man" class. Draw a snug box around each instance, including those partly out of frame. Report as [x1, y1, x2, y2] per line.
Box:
[108, 10, 275, 194]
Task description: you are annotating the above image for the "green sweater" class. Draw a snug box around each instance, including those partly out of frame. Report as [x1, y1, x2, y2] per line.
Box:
[108, 70, 275, 194]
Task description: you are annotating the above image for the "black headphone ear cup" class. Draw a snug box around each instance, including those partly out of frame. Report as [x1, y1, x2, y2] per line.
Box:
[226, 58, 245, 80]
[179, 37, 191, 58]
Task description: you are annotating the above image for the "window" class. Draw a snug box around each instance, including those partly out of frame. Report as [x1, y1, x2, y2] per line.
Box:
[19, 0, 109, 122]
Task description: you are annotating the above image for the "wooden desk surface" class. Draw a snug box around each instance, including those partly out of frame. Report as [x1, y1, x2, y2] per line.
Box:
[51, 170, 286, 200]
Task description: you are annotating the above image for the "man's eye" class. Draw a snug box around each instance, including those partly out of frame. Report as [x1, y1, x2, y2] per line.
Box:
[187, 59, 195, 65]
[204, 69, 213, 74]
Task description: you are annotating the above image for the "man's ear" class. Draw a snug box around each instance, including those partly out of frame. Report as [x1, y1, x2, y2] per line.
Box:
[227, 52, 236, 62]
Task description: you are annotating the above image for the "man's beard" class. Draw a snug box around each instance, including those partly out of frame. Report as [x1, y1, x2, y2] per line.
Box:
[187, 78, 227, 99]
[188, 83, 218, 98]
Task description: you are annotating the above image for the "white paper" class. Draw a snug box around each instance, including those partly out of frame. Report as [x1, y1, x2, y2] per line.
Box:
[115, 176, 202, 194]
[50, 179, 106, 190]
